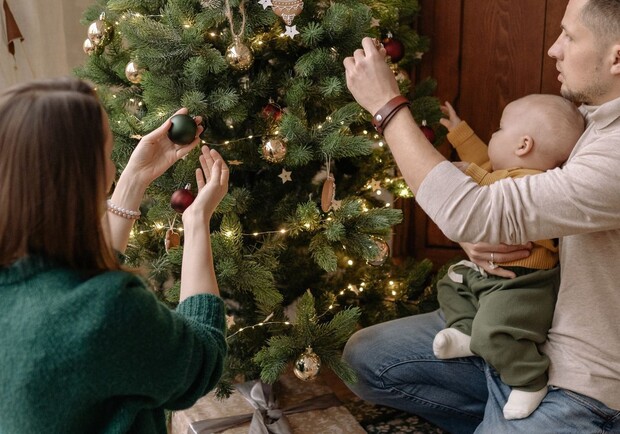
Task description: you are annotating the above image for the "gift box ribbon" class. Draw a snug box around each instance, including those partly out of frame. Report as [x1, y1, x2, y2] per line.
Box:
[189, 380, 342, 434]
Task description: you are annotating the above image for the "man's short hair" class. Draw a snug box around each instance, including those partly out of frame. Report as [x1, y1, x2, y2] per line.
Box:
[581, 0, 620, 45]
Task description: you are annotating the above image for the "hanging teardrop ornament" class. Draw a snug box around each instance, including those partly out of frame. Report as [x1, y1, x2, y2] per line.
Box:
[321, 175, 336, 213]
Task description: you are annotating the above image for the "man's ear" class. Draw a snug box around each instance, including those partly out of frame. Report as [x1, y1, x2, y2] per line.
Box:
[610, 44, 620, 75]
[515, 136, 534, 156]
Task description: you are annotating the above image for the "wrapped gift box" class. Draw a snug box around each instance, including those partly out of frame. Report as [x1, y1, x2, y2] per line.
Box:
[171, 369, 365, 434]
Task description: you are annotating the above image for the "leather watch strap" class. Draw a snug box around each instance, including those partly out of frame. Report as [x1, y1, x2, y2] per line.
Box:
[371, 95, 410, 135]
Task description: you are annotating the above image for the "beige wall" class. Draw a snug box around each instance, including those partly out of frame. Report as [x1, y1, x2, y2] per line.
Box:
[0, 0, 93, 89]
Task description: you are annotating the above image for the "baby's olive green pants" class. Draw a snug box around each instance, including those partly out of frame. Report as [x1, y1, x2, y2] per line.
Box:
[438, 264, 560, 392]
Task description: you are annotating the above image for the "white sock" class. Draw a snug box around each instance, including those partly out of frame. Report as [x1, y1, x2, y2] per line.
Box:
[432, 328, 474, 359]
[503, 387, 547, 420]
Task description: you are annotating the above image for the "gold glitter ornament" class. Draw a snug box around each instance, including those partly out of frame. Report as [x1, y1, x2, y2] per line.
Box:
[261, 136, 287, 163]
[87, 13, 114, 47]
[293, 347, 321, 381]
[226, 39, 254, 71]
[82, 38, 102, 56]
[368, 238, 390, 266]
[125, 61, 145, 84]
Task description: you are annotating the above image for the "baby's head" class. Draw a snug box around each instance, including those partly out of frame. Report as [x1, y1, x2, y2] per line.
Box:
[487, 94, 585, 171]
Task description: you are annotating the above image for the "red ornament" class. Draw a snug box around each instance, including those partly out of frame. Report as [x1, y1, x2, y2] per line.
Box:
[420, 121, 435, 143]
[261, 102, 282, 122]
[171, 184, 195, 213]
[382, 37, 404, 63]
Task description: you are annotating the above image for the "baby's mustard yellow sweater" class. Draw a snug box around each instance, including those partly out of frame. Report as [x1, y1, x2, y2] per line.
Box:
[447, 121, 557, 269]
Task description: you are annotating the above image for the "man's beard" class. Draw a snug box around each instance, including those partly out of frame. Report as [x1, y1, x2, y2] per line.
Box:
[560, 72, 606, 105]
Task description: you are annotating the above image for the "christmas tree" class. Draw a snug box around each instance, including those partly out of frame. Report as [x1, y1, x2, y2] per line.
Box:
[77, 0, 443, 396]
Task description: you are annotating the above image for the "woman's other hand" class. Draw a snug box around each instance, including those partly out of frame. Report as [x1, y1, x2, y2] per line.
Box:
[183, 146, 229, 224]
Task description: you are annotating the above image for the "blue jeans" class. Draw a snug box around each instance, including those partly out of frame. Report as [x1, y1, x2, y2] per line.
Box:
[342, 310, 620, 434]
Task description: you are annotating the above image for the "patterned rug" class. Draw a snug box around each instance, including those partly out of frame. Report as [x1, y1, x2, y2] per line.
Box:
[344, 397, 446, 434]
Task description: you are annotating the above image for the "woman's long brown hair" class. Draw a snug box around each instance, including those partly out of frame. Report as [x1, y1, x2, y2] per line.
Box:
[0, 77, 120, 273]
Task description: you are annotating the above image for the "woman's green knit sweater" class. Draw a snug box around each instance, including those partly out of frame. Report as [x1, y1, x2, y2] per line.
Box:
[0, 256, 227, 433]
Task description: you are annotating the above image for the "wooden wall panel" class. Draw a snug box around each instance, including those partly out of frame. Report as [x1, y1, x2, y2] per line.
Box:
[459, 0, 547, 143]
[542, 1, 569, 94]
[392, 0, 463, 260]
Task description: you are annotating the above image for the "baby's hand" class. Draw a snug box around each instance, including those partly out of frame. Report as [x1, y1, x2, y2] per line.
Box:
[439, 101, 462, 131]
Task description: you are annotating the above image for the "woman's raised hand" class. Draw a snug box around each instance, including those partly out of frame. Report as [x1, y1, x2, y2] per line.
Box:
[124, 108, 204, 187]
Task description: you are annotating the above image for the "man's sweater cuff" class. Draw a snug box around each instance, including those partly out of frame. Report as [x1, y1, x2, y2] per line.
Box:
[417, 161, 473, 221]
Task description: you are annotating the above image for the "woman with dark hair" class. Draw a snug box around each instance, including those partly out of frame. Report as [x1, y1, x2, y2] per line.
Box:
[0, 77, 229, 433]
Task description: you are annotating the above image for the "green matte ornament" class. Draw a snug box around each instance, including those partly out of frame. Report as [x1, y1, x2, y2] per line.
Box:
[168, 114, 197, 145]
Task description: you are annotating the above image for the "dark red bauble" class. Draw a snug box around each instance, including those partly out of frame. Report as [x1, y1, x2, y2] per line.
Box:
[171, 187, 195, 213]
[168, 114, 197, 145]
[420, 124, 436, 143]
[261, 103, 282, 121]
[382, 37, 405, 63]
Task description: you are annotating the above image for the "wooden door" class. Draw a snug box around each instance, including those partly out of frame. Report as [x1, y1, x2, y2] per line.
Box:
[392, 0, 569, 267]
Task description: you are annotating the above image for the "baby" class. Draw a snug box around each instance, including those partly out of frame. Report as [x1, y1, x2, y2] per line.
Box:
[434, 94, 584, 420]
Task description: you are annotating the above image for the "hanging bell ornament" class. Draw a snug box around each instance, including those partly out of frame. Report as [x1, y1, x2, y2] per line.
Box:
[125, 61, 145, 84]
[82, 38, 102, 56]
[321, 175, 336, 213]
[226, 39, 254, 71]
[293, 347, 321, 381]
[271, 0, 304, 26]
[261, 136, 287, 163]
[368, 238, 390, 266]
[87, 13, 114, 47]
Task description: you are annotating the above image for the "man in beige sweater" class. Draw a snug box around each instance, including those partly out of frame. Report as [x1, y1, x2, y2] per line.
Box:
[342, 0, 620, 432]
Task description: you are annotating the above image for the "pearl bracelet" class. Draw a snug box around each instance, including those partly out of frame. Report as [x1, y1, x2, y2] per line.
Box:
[106, 200, 141, 220]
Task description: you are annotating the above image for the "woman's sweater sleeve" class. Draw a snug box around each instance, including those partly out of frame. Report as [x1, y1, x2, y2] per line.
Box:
[86, 272, 227, 411]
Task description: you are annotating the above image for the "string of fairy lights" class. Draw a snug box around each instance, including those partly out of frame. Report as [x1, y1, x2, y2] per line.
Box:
[225, 302, 338, 341]
[224, 273, 412, 341]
